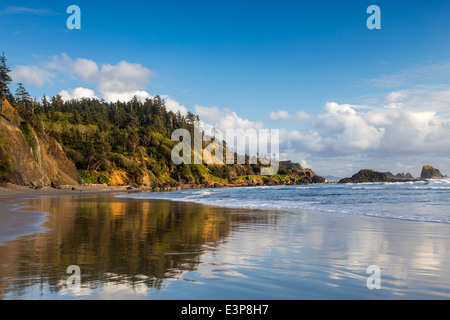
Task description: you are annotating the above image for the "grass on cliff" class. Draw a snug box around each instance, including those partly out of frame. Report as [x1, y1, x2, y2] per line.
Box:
[0, 154, 14, 175]
[79, 170, 111, 185]
[18, 122, 36, 152]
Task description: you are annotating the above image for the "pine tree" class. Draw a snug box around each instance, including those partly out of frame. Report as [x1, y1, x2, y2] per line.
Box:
[51, 94, 64, 111]
[42, 94, 50, 108]
[15, 82, 31, 105]
[0, 52, 13, 113]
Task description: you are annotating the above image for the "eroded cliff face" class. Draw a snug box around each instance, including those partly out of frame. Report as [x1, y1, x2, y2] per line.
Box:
[0, 99, 81, 186]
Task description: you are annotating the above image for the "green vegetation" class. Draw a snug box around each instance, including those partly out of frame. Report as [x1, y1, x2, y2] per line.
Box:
[0, 52, 12, 103]
[18, 122, 36, 150]
[79, 170, 111, 185]
[1, 51, 323, 187]
[0, 154, 14, 175]
[6, 94, 322, 186]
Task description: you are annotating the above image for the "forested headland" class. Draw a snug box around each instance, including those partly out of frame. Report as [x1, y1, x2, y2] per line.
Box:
[0, 52, 324, 188]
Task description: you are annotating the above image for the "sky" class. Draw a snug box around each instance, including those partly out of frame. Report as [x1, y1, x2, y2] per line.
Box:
[1, 0, 450, 177]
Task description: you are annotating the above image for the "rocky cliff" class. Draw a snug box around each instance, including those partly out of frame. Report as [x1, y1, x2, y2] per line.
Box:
[0, 99, 81, 187]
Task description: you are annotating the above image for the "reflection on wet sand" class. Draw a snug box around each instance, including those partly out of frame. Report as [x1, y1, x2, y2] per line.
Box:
[0, 195, 274, 298]
[2, 193, 450, 299]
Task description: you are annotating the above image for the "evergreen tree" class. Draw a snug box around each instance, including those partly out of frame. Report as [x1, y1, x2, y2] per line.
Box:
[15, 82, 31, 105]
[51, 94, 64, 111]
[0, 52, 13, 112]
[42, 94, 50, 108]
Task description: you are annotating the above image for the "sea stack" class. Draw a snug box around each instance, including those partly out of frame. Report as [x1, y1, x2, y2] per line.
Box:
[338, 169, 392, 183]
[420, 166, 444, 180]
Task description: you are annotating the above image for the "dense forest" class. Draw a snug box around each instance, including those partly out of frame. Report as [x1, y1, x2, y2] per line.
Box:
[0, 52, 324, 187]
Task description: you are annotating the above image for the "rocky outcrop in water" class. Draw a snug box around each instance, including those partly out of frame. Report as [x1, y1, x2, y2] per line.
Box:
[339, 166, 447, 184]
[383, 172, 415, 181]
[420, 166, 445, 180]
[338, 169, 393, 184]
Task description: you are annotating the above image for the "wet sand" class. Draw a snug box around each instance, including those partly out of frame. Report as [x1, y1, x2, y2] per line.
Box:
[0, 185, 147, 245]
[1, 188, 450, 299]
[0, 184, 147, 200]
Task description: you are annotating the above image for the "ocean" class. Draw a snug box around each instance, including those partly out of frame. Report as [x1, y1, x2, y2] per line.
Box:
[117, 179, 450, 224]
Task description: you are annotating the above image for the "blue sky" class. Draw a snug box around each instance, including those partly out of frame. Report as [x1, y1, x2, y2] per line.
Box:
[2, 0, 450, 176]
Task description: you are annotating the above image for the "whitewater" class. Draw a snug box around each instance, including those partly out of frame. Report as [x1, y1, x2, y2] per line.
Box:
[116, 179, 450, 224]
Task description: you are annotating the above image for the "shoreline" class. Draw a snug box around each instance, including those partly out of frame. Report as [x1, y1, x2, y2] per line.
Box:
[0, 180, 324, 202]
[1, 179, 449, 247]
[1, 190, 450, 299]
[0, 184, 153, 201]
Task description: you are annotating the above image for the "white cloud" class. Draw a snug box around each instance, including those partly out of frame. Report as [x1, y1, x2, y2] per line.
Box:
[369, 61, 450, 88]
[319, 102, 385, 152]
[46, 53, 154, 102]
[283, 88, 450, 163]
[0, 5, 55, 15]
[103, 90, 152, 103]
[58, 87, 98, 101]
[161, 96, 188, 115]
[300, 159, 311, 170]
[47, 53, 73, 74]
[385, 91, 408, 103]
[10, 65, 54, 87]
[195, 104, 264, 133]
[72, 58, 99, 81]
[270, 110, 310, 122]
[195, 104, 269, 158]
[194, 104, 225, 122]
[285, 129, 325, 153]
[215, 111, 264, 133]
[97, 61, 153, 98]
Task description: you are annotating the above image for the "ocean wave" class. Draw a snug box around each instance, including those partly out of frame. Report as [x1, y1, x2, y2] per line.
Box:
[117, 181, 450, 224]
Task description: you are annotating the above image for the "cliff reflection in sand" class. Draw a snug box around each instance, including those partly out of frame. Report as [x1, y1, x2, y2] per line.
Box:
[0, 194, 270, 298]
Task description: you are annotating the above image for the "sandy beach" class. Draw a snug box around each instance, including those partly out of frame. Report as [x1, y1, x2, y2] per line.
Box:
[1, 185, 450, 299]
[0, 184, 150, 200]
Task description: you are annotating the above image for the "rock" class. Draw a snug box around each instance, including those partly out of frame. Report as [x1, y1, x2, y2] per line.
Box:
[339, 169, 393, 183]
[383, 172, 415, 181]
[312, 176, 326, 184]
[279, 161, 303, 170]
[420, 166, 444, 180]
